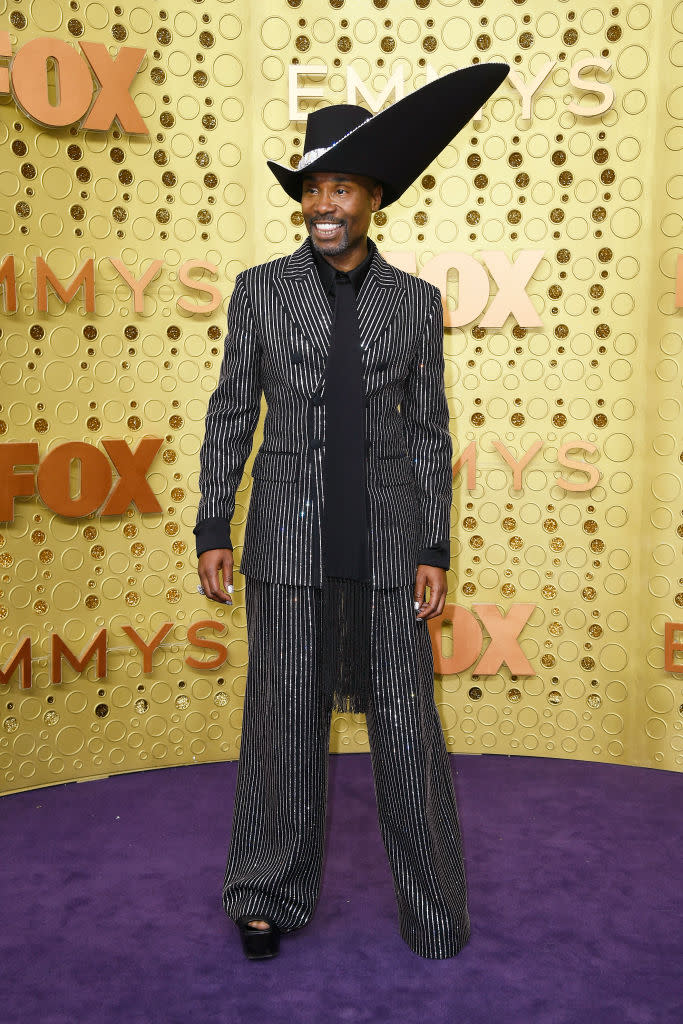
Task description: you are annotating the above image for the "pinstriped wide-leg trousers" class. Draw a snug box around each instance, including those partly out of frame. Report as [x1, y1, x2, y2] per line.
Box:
[222, 577, 471, 959]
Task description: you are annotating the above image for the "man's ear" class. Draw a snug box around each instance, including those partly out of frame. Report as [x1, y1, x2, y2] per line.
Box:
[372, 180, 383, 211]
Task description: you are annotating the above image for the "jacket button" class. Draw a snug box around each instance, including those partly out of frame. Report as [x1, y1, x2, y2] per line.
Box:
[292, 351, 304, 363]
[310, 438, 322, 449]
[376, 360, 388, 372]
[311, 395, 323, 406]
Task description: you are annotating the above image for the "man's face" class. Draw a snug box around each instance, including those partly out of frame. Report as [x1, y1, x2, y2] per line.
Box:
[301, 171, 383, 259]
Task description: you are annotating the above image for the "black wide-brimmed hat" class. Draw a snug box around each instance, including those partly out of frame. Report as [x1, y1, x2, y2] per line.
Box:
[267, 62, 510, 209]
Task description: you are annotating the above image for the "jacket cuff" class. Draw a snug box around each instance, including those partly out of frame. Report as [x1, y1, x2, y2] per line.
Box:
[193, 517, 233, 557]
[416, 539, 449, 570]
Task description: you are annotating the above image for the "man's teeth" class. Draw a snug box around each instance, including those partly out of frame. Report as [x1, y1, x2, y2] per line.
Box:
[315, 223, 341, 233]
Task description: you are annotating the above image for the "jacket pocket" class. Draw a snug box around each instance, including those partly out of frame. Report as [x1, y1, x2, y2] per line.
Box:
[251, 449, 304, 481]
[369, 455, 416, 489]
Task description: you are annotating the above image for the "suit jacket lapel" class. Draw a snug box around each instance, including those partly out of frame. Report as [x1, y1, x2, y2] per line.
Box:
[273, 236, 406, 364]
[274, 239, 332, 362]
[356, 250, 405, 356]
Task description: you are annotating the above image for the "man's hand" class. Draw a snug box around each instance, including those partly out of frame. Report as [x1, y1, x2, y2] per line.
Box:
[414, 564, 447, 620]
[198, 548, 234, 604]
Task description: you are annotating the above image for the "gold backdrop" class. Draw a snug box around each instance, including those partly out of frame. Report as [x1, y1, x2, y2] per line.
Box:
[1, 0, 681, 795]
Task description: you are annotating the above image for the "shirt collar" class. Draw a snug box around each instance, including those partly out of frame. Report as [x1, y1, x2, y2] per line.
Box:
[310, 235, 377, 298]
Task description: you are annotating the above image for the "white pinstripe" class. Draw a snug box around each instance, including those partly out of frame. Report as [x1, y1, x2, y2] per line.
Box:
[200, 235, 466, 957]
[195, 237, 452, 587]
[222, 578, 471, 960]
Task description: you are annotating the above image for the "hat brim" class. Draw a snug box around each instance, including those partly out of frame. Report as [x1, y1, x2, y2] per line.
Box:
[267, 62, 510, 209]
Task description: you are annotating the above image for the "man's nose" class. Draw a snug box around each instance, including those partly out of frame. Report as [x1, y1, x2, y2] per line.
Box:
[313, 191, 338, 214]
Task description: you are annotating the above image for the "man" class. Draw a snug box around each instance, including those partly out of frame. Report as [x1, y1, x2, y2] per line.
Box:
[194, 63, 509, 960]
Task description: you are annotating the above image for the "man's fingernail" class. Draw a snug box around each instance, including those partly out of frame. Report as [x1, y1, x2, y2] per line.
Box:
[227, 585, 234, 593]
[414, 600, 420, 610]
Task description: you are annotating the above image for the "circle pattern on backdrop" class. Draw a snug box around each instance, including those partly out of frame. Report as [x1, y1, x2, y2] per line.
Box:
[0, 1, 681, 795]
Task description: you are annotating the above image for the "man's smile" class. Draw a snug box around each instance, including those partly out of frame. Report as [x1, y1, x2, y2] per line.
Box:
[312, 221, 344, 238]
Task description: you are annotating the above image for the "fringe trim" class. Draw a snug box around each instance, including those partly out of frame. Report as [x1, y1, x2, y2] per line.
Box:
[321, 574, 372, 715]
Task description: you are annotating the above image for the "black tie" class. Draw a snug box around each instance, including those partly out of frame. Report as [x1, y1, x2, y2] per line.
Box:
[320, 271, 372, 714]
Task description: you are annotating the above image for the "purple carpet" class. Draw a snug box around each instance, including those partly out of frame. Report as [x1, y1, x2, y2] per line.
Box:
[1, 753, 680, 1024]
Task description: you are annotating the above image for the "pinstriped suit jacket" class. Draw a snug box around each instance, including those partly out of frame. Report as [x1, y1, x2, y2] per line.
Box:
[194, 236, 453, 589]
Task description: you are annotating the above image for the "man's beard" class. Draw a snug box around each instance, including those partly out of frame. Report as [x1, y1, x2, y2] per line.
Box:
[308, 219, 350, 256]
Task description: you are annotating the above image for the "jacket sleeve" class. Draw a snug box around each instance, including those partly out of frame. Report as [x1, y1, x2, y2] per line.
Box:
[402, 287, 453, 570]
[193, 272, 262, 557]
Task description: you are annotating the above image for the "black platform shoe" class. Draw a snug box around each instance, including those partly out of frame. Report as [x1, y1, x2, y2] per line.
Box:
[236, 916, 281, 960]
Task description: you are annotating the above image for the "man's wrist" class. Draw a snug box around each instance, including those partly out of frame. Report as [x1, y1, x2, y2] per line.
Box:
[193, 516, 233, 557]
[416, 539, 450, 570]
